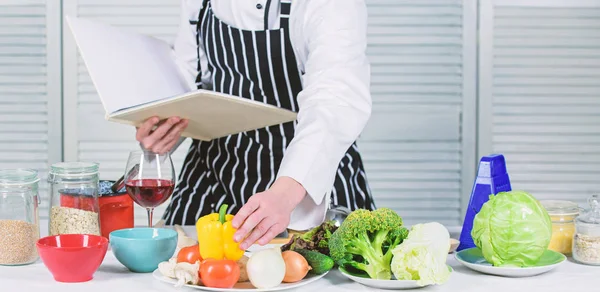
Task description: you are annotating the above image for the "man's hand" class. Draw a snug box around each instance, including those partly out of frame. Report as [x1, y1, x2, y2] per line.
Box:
[231, 177, 307, 250]
[136, 116, 189, 154]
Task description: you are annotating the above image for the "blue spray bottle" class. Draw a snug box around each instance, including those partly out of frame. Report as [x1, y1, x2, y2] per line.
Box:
[457, 154, 512, 251]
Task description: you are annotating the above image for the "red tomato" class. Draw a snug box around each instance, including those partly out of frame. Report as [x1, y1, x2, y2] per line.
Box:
[199, 259, 240, 288]
[177, 245, 202, 264]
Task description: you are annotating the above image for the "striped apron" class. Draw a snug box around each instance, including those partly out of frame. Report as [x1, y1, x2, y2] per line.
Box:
[163, 0, 375, 225]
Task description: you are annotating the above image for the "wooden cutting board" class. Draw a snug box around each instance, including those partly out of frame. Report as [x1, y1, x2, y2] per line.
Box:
[269, 238, 292, 244]
[156, 221, 297, 245]
[268, 229, 303, 244]
[269, 234, 294, 244]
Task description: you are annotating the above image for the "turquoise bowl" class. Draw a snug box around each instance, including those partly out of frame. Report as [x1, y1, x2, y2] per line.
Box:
[109, 228, 178, 273]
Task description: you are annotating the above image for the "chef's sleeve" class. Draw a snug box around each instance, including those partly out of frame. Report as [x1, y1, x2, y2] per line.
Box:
[278, 0, 372, 231]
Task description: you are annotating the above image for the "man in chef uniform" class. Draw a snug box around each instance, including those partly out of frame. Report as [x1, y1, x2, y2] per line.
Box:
[135, 0, 375, 250]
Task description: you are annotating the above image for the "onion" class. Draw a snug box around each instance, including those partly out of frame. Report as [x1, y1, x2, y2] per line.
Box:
[246, 247, 286, 288]
[282, 251, 311, 283]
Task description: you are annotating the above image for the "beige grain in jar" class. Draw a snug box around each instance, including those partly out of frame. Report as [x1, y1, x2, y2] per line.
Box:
[0, 220, 39, 265]
[573, 195, 600, 265]
[0, 169, 41, 266]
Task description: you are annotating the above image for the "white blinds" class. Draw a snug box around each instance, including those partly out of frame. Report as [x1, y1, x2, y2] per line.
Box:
[478, 0, 600, 207]
[360, 0, 476, 226]
[0, 0, 62, 217]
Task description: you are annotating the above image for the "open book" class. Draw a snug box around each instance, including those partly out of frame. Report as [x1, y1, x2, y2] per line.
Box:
[66, 16, 297, 141]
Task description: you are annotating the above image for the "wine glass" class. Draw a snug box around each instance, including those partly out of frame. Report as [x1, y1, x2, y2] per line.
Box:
[123, 150, 175, 227]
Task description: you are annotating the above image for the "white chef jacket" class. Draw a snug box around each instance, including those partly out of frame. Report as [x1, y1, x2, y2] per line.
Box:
[172, 0, 372, 231]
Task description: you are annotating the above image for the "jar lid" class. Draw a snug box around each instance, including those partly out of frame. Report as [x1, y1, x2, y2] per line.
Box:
[576, 195, 600, 225]
[0, 169, 40, 185]
[50, 162, 99, 176]
[98, 180, 127, 197]
[60, 181, 127, 198]
[540, 200, 580, 216]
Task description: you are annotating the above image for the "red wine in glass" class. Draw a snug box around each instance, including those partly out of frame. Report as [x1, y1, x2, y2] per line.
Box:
[125, 179, 174, 208]
[124, 150, 175, 227]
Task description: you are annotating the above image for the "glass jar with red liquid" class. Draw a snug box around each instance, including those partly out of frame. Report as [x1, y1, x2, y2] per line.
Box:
[97, 180, 134, 238]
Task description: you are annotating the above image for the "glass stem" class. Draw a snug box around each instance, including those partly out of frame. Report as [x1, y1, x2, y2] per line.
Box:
[147, 208, 153, 227]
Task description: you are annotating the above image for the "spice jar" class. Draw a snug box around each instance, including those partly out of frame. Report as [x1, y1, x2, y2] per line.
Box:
[98, 180, 134, 239]
[540, 200, 579, 255]
[0, 169, 40, 266]
[573, 195, 600, 265]
[48, 162, 101, 236]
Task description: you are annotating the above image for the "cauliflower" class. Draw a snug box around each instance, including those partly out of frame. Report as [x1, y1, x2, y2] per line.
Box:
[390, 222, 451, 286]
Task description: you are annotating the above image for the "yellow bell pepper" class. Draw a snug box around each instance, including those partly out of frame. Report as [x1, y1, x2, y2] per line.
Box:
[195, 204, 244, 261]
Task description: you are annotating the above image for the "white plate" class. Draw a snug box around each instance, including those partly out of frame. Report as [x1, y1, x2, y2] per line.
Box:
[338, 266, 452, 290]
[153, 269, 328, 292]
[454, 248, 566, 278]
[154, 243, 326, 291]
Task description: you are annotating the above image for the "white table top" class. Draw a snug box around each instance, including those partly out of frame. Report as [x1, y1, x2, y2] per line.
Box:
[1, 223, 598, 292]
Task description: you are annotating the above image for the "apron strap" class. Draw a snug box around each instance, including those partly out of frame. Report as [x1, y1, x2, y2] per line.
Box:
[280, 0, 291, 29]
[264, 0, 292, 30]
[189, 0, 210, 25]
[194, 1, 208, 86]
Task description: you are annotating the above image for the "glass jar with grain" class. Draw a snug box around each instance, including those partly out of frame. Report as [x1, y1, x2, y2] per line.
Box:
[540, 200, 580, 255]
[573, 195, 600, 265]
[0, 169, 40, 266]
[47, 162, 101, 236]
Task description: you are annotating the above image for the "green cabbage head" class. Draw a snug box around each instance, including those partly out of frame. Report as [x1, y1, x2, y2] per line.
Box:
[471, 190, 552, 267]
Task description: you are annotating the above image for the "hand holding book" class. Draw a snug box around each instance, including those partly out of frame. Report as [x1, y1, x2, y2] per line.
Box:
[136, 116, 189, 155]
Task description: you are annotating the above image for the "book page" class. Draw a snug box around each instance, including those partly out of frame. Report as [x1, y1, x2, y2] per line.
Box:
[66, 16, 192, 114]
[108, 90, 298, 141]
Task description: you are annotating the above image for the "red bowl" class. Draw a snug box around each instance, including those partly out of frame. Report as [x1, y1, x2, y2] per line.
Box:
[36, 234, 109, 283]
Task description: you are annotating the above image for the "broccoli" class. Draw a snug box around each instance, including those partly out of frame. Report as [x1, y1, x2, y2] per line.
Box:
[328, 208, 409, 280]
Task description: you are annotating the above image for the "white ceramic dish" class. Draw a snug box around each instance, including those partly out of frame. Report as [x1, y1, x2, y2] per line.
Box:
[454, 248, 566, 277]
[152, 269, 328, 292]
[338, 266, 452, 290]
